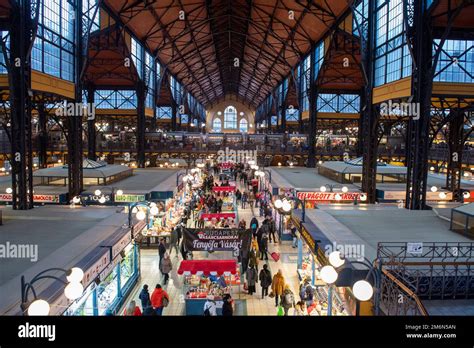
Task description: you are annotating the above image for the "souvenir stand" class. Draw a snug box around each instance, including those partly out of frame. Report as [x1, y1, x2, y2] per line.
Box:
[177, 260, 241, 315]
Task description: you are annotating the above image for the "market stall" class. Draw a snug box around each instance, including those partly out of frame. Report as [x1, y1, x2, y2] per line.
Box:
[177, 260, 241, 315]
[62, 222, 144, 316]
[291, 216, 349, 316]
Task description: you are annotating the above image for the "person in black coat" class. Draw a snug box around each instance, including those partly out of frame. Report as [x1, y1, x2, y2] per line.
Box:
[259, 264, 272, 298]
[158, 238, 167, 267]
[138, 284, 151, 309]
[180, 240, 188, 260]
[250, 216, 259, 237]
[222, 294, 234, 316]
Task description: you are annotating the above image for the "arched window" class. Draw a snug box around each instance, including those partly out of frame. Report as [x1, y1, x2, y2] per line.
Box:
[213, 118, 222, 132]
[239, 118, 248, 133]
[224, 106, 237, 129]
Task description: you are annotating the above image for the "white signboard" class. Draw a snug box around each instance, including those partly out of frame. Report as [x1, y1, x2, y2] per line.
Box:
[382, 191, 452, 201]
[82, 251, 111, 286]
[99, 254, 123, 282]
[407, 242, 423, 255]
[111, 233, 132, 259]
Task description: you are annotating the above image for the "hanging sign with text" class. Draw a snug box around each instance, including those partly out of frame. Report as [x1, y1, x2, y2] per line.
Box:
[183, 228, 251, 252]
[297, 191, 362, 202]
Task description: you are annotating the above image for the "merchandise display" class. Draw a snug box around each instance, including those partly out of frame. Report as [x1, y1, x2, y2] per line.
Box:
[97, 268, 119, 315]
[184, 272, 240, 300]
[297, 242, 348, 316]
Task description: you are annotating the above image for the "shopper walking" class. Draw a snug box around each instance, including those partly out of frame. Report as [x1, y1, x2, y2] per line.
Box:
[248, 247, 259, 273]
[151, 284, 169, 316]
[246, 265, 258, 295]
[299, 277, 315, 307]
[259, 264, 272, 299]
[271, 270, 285, 307]
[250, 216, 259, 236]
[170, 225, 180, 257]
[222, 294, 234, 316]
[203, 295, 217, 316]
[160, 252, 173, 285]
[158, 238, 167, 267]
[281, 284, 296, 316]
[290, 223, 298, 248]
[236, 189, 242, 206]
[258, 226, 269, 261]
[242, 191, 248, 209]
[123, 300, 142, 316]
[268, 216, 278, 243]
[138, 284, 151, 310]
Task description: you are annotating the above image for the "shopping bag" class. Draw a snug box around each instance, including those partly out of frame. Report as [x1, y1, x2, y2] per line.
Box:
[243, 281, 248, 291]
[277, 305, 284, 316]
[271, 252, 280, 262]
[269, 291, 275, 298]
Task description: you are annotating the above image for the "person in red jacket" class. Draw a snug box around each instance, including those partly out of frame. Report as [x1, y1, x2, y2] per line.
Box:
[150, 284, 169, 316]
[123, 300, 142, 316]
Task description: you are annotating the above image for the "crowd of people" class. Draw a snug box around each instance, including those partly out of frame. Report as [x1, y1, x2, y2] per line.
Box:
[120, 160, 312, 316]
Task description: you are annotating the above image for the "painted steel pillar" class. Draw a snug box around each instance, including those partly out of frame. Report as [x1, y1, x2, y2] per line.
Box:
[67, 0, 84, 199]
[9, 0, 35, 209]
[136, 81, 146, 168]
[446, 109, 464, 201]
[37, 104, 48, 169]
[360, 0, 377, 204]
[171, 102, 177, 131]
[307, 48, 318, 168]
[87, 86, 96, 161]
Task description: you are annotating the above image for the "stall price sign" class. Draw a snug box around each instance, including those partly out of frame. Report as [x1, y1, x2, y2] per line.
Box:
[183, 228, 252, 252]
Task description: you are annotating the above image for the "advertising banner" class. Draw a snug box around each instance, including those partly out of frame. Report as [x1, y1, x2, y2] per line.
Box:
[183, 228, 252, 252]
[0, 193, 60, 203]
[297, 191, 362, 201]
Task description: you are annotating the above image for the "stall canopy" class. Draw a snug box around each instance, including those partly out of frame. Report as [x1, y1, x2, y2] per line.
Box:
[177, 260, 237, 276]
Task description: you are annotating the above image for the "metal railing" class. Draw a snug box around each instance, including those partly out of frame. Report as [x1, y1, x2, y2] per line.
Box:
[376, 242, 474, 316]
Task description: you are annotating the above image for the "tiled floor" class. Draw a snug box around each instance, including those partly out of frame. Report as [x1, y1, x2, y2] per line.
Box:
[122, 182, 301, 316]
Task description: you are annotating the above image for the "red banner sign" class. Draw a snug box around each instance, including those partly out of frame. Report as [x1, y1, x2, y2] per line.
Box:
[201, 213, 236, 220]
[219, 162, 234, 169]
[297, 191, 362, 202]
[212, 186, 236, 192]
[0, 193, 60, 203]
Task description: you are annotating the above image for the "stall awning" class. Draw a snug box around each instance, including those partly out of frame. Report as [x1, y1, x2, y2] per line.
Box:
[201, 213, 236, 220]
[212, 186, 236, 192]
[177, 260, 237, 275]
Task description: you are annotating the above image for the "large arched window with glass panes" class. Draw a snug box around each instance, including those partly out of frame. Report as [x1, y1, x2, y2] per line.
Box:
[224, 106, 237, 129]
[239, 118, 248, 133]
[213, 118, 222, 132]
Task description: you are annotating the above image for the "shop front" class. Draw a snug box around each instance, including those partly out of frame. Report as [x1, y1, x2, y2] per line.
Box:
[290, 215, 349, 316]
[63, 224, 142, 316]
[177, 260, 241, 315]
